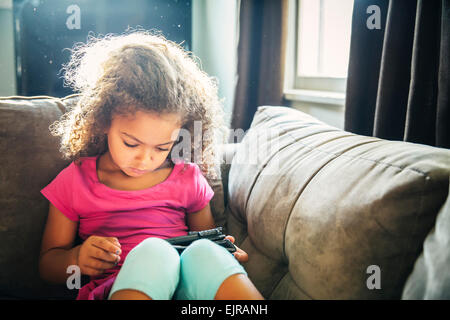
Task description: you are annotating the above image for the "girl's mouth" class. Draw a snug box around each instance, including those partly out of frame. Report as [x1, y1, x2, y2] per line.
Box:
[129, 167, 150, 175]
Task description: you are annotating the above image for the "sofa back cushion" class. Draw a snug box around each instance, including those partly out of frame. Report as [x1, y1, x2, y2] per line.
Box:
[0, 96, 226, 299]
[0, 96, 76, 299]
[226, 106, 450, 299]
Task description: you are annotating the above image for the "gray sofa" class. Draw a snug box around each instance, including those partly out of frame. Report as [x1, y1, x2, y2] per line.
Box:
[0, 95, 449, 299]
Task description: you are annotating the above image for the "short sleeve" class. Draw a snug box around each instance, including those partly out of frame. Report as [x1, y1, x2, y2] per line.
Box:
[40, 162, 79, 222]
[186, 164, 215, 213]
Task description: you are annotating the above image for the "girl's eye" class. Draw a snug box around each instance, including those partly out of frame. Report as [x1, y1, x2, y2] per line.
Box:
[124, 141, 168, 152]
[124, 141, 138, 148]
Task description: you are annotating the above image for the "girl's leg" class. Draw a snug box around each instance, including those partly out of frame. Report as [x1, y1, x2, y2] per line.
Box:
[109, 237, 180, 300]
[109, 289, 152, 300]
[175, 239, 264, 300]
[214, 273, 264, 300]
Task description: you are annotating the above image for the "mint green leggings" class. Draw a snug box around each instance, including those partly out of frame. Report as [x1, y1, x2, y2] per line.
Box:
[108, 237, 247, 300]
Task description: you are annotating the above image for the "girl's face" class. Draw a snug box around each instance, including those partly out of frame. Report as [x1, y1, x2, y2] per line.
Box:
[105, 110, 182, 177]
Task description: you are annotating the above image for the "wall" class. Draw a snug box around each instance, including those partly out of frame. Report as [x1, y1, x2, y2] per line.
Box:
[0, 0, 16, 96]
[288, 100, 345, 130]
[191, 0, 238, 127]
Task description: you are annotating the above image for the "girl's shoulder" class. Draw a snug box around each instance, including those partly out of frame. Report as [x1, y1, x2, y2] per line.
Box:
[175, 160, 199, 174]
[174, 161, 209, 183]
[71, 155, 99, 179]
[72, 156, 96, 171]
[73, 155, 97, 167]
[44, 156, 96, 189]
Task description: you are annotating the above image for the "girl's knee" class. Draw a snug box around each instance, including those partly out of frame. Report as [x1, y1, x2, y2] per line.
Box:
[109, 237, 180, 300]
[180, 239, 216, 261]
[176, 239, 247, 300]
[128, 237, 179, 262]
[180, 239, 243, 276]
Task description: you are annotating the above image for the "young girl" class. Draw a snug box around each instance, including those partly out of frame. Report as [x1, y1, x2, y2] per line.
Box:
[38, 30, 263, 300]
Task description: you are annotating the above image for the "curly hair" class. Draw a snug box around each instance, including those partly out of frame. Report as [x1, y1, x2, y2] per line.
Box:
[50, 29, 228, 180]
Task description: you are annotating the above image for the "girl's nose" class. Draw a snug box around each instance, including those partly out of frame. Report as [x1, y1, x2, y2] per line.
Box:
[135, 149, 154, 167]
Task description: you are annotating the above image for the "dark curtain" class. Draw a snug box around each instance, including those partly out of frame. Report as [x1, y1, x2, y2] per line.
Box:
[229, 0, 288, 140]
[345, 0, 450, 149]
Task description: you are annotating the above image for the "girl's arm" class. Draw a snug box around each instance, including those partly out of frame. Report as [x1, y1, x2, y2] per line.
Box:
[39, 203, 122, 284]
[186, 202, 216, 231]
[38, 203, 81, 284]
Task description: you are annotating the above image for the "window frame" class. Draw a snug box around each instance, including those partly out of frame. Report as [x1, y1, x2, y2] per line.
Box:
[284, 0, 351, 106]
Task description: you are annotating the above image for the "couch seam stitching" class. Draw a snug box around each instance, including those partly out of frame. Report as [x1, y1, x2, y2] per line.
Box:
[257, 109, 434, 177]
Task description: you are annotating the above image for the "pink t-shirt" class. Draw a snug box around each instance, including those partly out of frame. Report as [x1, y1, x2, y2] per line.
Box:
[40, 155, 214, 300]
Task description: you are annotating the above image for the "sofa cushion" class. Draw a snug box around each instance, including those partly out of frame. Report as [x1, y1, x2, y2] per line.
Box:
[226, 105, 450, 299]
[0, 96, 76, 299]
[402, 179, 450, 299]
[0, 95, 226, 299]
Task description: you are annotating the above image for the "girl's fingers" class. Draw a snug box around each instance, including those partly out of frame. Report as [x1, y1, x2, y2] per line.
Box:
[91, 236, 122, 255]
[234, 249, 249, 263]
[106, 237, 121, 248]
[224, 235, 249, 262]
[90, 247, 120, 263]
[225, 235, 235, 243]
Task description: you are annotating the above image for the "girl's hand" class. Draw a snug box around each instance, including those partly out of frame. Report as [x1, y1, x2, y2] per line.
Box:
[225, 235, 249, 263]
[77, 235, 122, 276]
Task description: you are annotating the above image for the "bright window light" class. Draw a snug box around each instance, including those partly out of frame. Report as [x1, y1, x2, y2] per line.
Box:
[297, 0, 354, 78]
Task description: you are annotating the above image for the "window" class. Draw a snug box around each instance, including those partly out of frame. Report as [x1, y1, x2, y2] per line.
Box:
[285, 0, 354, 106]
[12, 0, 192, 97]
